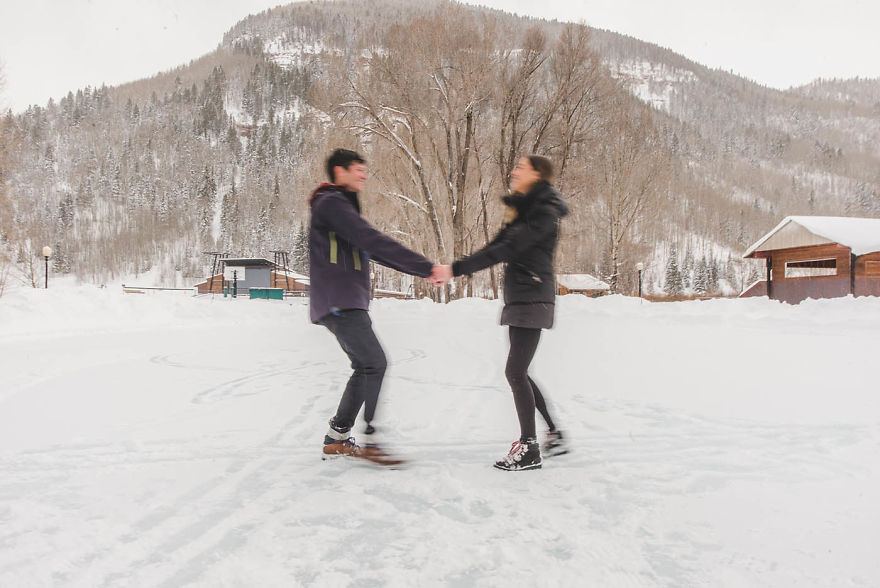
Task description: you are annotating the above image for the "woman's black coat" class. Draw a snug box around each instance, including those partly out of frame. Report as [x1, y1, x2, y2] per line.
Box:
[452, 181, 569, 328]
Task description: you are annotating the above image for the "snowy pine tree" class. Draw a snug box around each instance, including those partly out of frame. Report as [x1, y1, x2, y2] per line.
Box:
[197, 166, 216, 240]
[707, 257, 720, 294]
[681, 247, 694, 290]
[292, 223, 309, 275]
[693, 257, 708, 295]
[664, 245, 683, 296]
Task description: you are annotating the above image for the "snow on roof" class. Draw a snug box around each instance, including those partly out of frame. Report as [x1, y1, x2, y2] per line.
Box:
[221, 258, 274, 267]
[276, 269, 309, 281]
[744, 216, 880, 257]
[557, 273, 610, 291]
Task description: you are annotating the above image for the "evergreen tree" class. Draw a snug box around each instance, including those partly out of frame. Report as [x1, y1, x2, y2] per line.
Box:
[292, 223, 309, 274]
[693, 257, 708, 295]
[197, 166, 216, 239]
[707, 257, 720, 294]
[681, 246, 694, 289]
[664, 245, 683, 296]
[220, 173, 239, 250]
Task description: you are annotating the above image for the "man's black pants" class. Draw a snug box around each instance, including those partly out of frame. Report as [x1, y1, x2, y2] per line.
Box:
[320, 310, 387, 432]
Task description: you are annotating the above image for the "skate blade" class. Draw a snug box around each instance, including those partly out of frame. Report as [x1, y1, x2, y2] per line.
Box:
[322, 452, 408, 468]
[544, 449, 570, 457]
[363, 456, 409, 468]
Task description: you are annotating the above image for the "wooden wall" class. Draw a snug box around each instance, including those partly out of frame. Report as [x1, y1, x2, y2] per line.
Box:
[750, 245, 880, 303]
[557, 286, 607, 297]
[195, 272, 309, 294]
[768, 244, 851, 281]
[271, 273, 309, 292]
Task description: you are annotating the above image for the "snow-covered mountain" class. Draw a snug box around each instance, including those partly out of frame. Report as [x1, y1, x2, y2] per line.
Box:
[2, 0, 877, 296]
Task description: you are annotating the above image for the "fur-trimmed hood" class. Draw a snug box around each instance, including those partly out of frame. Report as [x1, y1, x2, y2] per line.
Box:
[501, 181, 569, 224]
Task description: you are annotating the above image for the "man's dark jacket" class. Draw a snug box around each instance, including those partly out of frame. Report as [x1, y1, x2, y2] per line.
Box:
[308, 184, 433, 323]
[452, 181, 568, 317]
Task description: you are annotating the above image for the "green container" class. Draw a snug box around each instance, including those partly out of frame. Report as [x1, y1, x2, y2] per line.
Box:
[249, 287, 284, 300]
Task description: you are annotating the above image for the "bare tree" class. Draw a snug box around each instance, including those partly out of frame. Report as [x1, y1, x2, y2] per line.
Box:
[495, 26, 549, 190]
[547, 24, 610, 190]
[338, 4, 498, 299]
[0, 62, 15, 294]
[589, 96, 669, 293]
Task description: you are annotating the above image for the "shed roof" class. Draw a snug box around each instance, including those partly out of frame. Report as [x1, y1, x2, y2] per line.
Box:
[557, 273, 610, 291]
[744, 216, 880, 258]
[221, 258, 275, 267]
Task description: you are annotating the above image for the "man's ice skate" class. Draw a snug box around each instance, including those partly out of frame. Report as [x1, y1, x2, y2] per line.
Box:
[542, 429, 569, 457]
[322, 435, 360, 459]
[493, 439, 542, 471]
[322, 435, 406, 467]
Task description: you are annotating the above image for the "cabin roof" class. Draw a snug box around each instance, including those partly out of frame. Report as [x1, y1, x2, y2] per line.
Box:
[557, 273, 610, 290]
[744, 216, 880, 258]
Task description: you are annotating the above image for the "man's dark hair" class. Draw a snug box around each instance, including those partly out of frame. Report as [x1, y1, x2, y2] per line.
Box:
[527, 155, 554, 183]
[326, 149, 366, 183]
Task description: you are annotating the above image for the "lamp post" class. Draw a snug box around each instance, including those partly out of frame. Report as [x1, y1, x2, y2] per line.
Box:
[42, 246, 53, 289]
[636, 262, 644, 300]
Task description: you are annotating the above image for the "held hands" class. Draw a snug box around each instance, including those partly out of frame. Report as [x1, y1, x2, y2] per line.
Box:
[428, 264, 453, 287]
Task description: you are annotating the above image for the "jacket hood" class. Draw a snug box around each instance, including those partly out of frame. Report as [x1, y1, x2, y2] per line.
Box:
[503, 181, 569, 218]
[308, 183, 348, 206]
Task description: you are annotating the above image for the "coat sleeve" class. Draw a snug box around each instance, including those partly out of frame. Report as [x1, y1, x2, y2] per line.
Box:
[313, 193, 433, 278]
[452, 208, 558, 277]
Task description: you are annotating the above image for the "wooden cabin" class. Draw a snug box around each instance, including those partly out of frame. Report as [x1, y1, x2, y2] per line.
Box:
[556, 274, 610, 297]
[194, 258, 309, 295]
[741, 216, 880, 304]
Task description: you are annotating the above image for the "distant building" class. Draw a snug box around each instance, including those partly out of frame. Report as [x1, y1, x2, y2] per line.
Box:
[194, 258, 309, 295]
[556, 273, 610, 297]
[741, 216, 880, 304]
[373, 288, 414, 300]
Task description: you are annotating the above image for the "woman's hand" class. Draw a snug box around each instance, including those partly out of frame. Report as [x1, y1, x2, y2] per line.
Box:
[428, 264, 453, 287]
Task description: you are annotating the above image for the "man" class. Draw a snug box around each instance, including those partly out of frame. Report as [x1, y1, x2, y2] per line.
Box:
[309, 148, 442, 465]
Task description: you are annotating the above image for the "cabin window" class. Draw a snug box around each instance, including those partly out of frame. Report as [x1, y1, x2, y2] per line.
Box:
[784, 258, 837, 278]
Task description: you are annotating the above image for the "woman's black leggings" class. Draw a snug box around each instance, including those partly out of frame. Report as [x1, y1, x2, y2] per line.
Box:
[505, 326, 557, 441]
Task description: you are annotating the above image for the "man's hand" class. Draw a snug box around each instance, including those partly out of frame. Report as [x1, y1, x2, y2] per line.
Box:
[428, 264, 453, 287]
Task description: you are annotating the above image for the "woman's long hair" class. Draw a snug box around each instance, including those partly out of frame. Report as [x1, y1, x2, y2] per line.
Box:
[526, 155, 554, 183]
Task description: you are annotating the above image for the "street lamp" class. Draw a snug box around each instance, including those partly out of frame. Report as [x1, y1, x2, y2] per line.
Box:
[636, 262, 644, 300]
[42, 246, 53, 289]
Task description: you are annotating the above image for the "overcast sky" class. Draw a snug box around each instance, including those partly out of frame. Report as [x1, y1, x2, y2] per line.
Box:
[1, 0, 878, 113]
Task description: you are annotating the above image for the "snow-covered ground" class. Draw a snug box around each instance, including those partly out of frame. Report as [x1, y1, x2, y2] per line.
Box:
[2, 284, 879, 587]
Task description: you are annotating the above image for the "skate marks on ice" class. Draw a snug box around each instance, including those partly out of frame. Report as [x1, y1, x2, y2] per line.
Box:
[0, 386, 333, 587]
[7, 420, 312, 587]
[550, 396, 880, 586]
[4, 306, 879, 586]
[568, 394, 872, 485]
[148, 351, 333, 406]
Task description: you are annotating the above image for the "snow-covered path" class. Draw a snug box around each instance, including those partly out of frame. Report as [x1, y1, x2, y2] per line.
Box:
[1, 288, 878, 587]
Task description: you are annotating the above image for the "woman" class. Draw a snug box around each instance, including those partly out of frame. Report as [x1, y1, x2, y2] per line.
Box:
[440, 155, 569, 471]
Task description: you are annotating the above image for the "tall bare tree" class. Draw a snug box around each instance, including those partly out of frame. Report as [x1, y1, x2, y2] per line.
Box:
[547, 24, 610, 190]
[0, 61, 17, 285]
[589, 96, 669, 293]
[338, 4, 498, 298]
[495, 26, 549, 190]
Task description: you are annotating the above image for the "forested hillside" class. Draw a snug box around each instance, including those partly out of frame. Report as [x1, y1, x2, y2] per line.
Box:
[1, 0, 877, 297]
